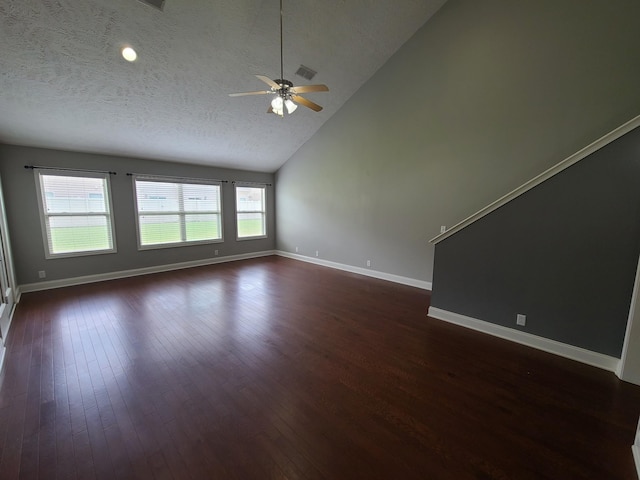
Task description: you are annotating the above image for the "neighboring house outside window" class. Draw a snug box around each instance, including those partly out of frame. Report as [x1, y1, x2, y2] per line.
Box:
[35, 170, 117, 258]
[235, 184, 267, 239]
[133, 176, 223, 249]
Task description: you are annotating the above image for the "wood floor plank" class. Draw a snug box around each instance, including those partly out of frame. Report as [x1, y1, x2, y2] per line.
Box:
[1, 256, 640, 479]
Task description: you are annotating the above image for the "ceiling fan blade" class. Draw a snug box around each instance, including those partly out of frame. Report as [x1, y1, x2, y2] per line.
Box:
[291, 95, 323, 112]
[255, 75, 280, 89]
[289, 84, 329, 94]
[228, 90, 272, 97]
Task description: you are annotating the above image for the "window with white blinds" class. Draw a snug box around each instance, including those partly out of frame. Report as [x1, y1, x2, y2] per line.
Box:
[235, 184, 267, 239]
[133, 176, 223, 249]
[35, 170, 117, 258]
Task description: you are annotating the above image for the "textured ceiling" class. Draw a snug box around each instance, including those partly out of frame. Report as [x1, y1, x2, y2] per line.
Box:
[0, 0, 447, 172]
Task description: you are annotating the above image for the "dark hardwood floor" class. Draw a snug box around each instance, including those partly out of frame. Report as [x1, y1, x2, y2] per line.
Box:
[1, 256, 639, 479]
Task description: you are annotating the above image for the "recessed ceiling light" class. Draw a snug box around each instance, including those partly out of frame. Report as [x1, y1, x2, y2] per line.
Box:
[121, 47, 137, 62]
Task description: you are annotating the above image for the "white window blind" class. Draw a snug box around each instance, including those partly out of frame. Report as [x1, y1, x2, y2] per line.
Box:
[235, 185, 266, 239]
[35, 171, 116, 258]
[133, 176, 223, 248]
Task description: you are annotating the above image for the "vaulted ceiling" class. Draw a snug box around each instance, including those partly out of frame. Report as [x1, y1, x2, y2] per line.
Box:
[0, 0, 447, 172]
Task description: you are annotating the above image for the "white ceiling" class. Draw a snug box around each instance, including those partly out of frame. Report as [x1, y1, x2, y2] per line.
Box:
[0, 0, 447, 172]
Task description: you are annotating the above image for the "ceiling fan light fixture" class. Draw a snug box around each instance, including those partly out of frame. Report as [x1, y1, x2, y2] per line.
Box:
[271, 96, 284, 109]
[285, 98, 297, 114]
[271, 96, 284, 116]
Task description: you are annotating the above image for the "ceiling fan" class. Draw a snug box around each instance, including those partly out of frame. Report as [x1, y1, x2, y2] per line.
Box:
[228, 0, 329, 116]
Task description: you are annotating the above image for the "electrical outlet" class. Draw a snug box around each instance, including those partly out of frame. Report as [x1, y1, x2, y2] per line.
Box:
[366, 260, 371, 267]
[440, 225, 446, 233]
[315, 250, 319, 257]
[295, 246, 298, 253]
[214, 249, 219, 256]
[516, 314, 526, 326]
[38, 270, 46, 279]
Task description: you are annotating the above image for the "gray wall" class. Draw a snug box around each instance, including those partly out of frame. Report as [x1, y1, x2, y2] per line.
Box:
[275, 0, 640, 283]
[0, 145, 275, 285]
[431, 126, 640, 358]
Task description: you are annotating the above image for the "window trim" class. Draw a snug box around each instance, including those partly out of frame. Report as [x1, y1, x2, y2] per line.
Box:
[132, 175, 224, 250]
[34, 169, 117, 259]
[235, 183, 267, 241]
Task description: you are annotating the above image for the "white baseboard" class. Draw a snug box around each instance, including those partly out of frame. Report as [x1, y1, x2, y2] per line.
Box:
[427, 306, 620, 373]
[276, 251, 432, 290]
[17, 250, 277, 295]
[17, 249, 431, 296]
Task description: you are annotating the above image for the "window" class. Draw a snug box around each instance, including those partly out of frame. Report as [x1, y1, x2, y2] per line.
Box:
[235, 184, 266, 239]
[35, 170, 116, 258]
[133, 176, 222, 249]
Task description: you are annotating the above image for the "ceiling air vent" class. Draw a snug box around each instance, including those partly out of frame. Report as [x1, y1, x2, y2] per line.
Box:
[295, 65, 317, 81]
[137, 0, 165, 11]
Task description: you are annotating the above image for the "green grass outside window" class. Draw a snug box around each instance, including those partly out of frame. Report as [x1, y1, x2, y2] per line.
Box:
[51, 218, 265, 252]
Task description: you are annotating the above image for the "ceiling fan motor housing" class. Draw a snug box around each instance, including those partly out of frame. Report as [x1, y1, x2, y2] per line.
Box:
[274, 79, 293, 90]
